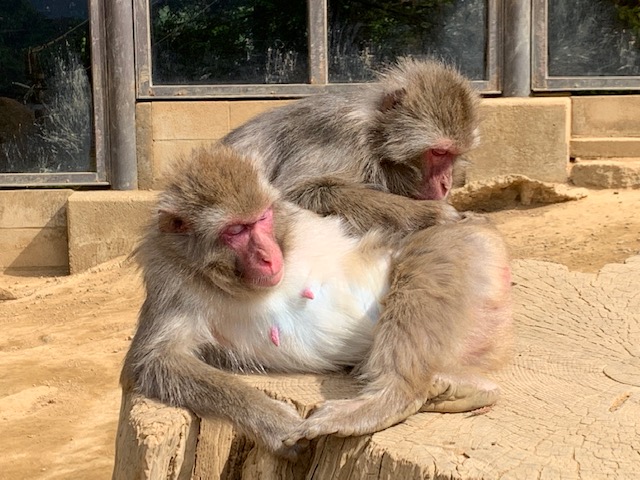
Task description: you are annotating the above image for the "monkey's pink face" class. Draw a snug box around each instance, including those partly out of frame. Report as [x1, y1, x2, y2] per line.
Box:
[418, 148, 457, 200]
[221, 207, 284, 288]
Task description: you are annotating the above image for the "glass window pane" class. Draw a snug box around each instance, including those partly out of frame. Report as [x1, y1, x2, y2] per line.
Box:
[150, 0, 308, 85]
[327, 0, 487, 83]
[0, 0, 94, 173]
[548, 0, 640, 76]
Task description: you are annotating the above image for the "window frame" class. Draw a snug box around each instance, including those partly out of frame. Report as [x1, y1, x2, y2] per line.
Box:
[532, 0, 640, 92]
[133, 0, 502, 99]
[0, 0, 110, 187]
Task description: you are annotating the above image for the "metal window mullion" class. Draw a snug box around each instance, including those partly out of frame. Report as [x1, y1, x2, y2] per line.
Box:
[105, 0, 138, 189]
[89, 0, 109, 180]
[503, 0, 532, 96]
[308, 0, 328, 85]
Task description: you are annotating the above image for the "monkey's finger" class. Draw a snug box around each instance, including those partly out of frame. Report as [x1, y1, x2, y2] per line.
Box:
[283, 423, 339, 445]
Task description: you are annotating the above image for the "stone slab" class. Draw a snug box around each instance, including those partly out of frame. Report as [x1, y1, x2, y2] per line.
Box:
[570, 160, 640, 189]
[570, 137, 640, 159]
[0, 189, 72, 228]
[152, 102, 230, 140]
[572, 95, 640, 138]
[67, 191, 157, 274]
[0, 227, 68, 273]
[467, 98, 570, 184]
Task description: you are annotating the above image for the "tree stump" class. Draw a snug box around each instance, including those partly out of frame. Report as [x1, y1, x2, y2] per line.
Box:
[113, 256, 640, 479]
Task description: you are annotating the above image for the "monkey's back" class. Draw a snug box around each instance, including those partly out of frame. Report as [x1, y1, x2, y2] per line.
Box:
[223, 89, 382, 188]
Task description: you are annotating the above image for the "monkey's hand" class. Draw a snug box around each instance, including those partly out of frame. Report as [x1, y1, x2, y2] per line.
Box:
[255, 397, 309, 460]
[284, 395, 423, 445]
[428, 201, 462, 225]
[419, 373, 500, 413]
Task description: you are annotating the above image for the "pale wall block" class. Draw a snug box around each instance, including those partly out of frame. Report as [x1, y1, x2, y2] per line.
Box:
[152, 101, 230, 140]
[467, 98, 570, 184]
[0, 190, 73, 274]
[67, 191, 157, 274]
[572, 95, 640, 138]
[0, 228, 68, 274]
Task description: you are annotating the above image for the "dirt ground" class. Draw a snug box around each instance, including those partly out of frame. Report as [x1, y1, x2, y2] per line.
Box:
[1, 188, 639, 480]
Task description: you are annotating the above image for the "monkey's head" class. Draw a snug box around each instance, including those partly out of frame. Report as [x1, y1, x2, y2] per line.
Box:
[150, 146, 288, 297]
[371, 58, 480, 201]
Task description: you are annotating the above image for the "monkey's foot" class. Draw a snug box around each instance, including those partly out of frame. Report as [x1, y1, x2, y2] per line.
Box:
[420, 373, 500, 413]
[283, 395, 423, 446]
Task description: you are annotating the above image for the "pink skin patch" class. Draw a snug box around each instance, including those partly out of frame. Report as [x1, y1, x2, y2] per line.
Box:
[300, 287, 314, 300]
[221, 208, 284, 287]
[502, 266, 512, 289]
[270, 325, 280, 347]
[419, 148, 455, 200]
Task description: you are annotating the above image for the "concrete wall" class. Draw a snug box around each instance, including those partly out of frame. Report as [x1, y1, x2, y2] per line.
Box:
[2, 95, 639, 275]
[0, 190, 73, 276]
[138, 97, 574, 189]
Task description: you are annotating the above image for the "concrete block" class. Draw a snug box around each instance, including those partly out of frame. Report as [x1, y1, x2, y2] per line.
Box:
[570, 160, 640, 189]
[0, 189, 73, 228]
[0, 190, 72, 274]
[467, 98, 570, 184]
[572, 95, 640, 138]
[0, 227, 68, 274]
[229, 100, 293, 129]
[570, 137, 640, 159]
[152, 101, 230, 140]
[67, 191, 157, 274]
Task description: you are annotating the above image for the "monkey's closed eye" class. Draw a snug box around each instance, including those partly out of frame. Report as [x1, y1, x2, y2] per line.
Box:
[224, 224, 246, 236]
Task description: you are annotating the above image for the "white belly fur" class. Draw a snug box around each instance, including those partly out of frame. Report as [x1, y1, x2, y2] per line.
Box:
[212, 212, 391, 373]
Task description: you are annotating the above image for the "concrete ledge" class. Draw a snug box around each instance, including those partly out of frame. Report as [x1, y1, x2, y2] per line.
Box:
[0, 189, 73, 274]
[572, 95, 640, 137]
[570, 137, 640, 159]
[468, 98, 570, 183]
[570, 160, 640, 189]
[67, 191, 157, 274]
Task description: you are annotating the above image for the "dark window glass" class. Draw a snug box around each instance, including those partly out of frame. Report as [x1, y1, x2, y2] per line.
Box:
[0, 0, 93, 173]
[548, 0, 640, 76]
[328, 0, 487, 82]
[150, 0, 308, 84]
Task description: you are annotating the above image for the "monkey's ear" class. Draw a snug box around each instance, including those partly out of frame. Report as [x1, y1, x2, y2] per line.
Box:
[158, 209, 192, 234]
[380, 88, 406, 112]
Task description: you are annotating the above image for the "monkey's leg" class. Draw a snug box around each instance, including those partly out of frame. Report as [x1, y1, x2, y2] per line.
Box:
[420, 372, 501, 413]
[287, 224, 512, 444]
[285, 281, 443, 444]
[284, 376, 427, 444]
[283, 177, 461, 235]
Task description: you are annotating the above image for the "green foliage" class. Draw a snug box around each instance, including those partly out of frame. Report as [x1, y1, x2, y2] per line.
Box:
[611, 0, 640, 38]
[151, 0, 307, 83]
[0, 0, 89, 99]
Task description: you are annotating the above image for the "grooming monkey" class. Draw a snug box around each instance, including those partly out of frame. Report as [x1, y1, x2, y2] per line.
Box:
[121, 146, 512, 457]
[223, 58, 480, 234]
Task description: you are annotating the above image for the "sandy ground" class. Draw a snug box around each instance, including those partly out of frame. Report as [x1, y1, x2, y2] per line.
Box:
[0, 188, 639, 480]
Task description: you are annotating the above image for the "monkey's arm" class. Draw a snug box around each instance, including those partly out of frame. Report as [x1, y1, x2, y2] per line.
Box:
[121, 311, 305, 459]
[283, 177, 461, 235]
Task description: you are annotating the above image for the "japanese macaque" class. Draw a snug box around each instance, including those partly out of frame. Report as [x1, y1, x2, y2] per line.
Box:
[121, 146, 513, 458]
[223, 58, 480, 234]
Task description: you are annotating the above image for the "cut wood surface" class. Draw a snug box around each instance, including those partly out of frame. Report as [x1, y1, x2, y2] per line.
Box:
[112, 255, 640, 479]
